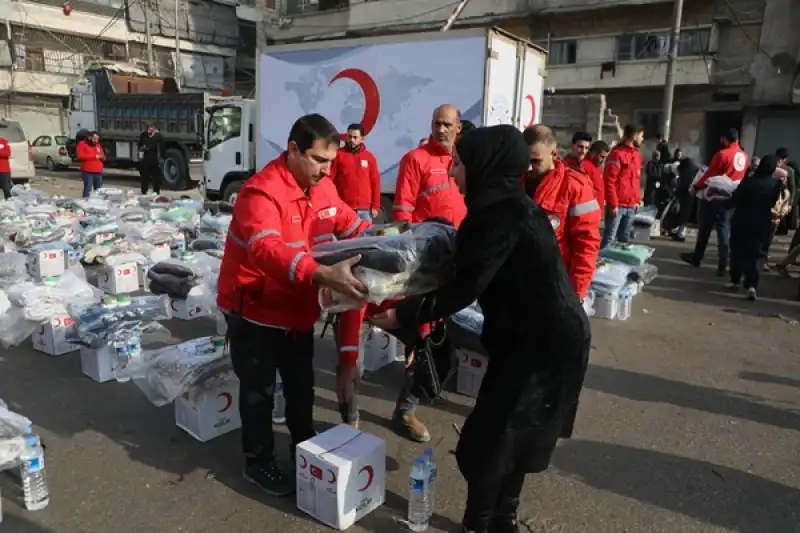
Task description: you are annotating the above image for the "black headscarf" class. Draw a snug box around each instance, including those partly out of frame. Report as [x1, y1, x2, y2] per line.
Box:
[754, 154, 778, 178]
[455, 125, 529, 212]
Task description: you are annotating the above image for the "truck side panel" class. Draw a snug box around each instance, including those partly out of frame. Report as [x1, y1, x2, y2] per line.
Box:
[258, 35, 487, 194]
[518, 45, 546, 130]
[483, 31, 522, 127]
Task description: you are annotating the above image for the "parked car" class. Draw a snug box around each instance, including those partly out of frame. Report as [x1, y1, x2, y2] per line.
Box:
[0, 119, 35, 183]
[32, 135, 72, 170]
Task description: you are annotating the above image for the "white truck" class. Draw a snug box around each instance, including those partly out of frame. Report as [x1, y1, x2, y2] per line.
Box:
[202, 27, 547, 213]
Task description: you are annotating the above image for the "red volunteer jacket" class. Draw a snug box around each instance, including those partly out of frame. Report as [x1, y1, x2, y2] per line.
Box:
[217, 154, 370, 334]
[330, 145, 381, 212]
[527, 160, 601, 298]
[565, 155, 605, 211]
[336, 301, 399, 368]
[0, 137, 10, 173]
[693, 142, 748, 189]
[603, 143, 642, 208]
[392, 138, 466, 228]
[76, 140, 104, 174]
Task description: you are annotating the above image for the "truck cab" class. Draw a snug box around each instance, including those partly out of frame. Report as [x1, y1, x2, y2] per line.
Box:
[203, 98, 257, 203]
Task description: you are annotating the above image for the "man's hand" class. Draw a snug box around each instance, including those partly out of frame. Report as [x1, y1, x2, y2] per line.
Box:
[314, 255, 367, 301]
[371, 208, 379, 219]
[335, 364, 360, 404]
[610, 206, 618, 216]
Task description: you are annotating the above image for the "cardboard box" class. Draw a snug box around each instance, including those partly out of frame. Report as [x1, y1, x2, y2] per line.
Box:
[171, 286, 210, 320]
[80, 345, 116, 383]
[65, 250, 83, 269]
[97, 262, 139, 294]
[138, 263, 151, 291]
[174, 375, 241, 442]
[31, 315, 78, 356]
[593, 292, 620, 320]
[296, 425, 386, 530]
[362, 327, 397, 373]
[29, 250, 65, 279]
[650, 219, 662, 237]
[92, 232, 116, 245]
[456, 349, 488, 398]
[149, 242, 171, 263]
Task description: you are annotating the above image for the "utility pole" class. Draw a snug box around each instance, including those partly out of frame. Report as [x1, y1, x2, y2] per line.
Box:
[440, 0, 471, 32]
[660, 0, 684, 141]
[174, 0, 181, 89]
[143, 0, 155, 75]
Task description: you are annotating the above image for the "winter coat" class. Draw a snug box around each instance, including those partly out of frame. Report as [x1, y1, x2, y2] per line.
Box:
[394, 125, 591, 482]
[330, 145, 381, 212]
[138, 131, 165, 165]
[730, 155, 782, 257]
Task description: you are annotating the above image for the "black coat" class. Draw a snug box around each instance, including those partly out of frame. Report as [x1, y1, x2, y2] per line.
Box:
[395, 126, 591, 482]
[138, 131, 165, 165]
[729, 162, 782, 257]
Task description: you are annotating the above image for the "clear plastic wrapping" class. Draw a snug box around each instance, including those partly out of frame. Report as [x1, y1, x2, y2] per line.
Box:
[592, 260, 633, 295]
[629, 263, 659, 285]
[633, 206, 658, 227]
[599, 243, 655, 266]
[0, 252, 29, 288]
[67, 294, 173, 348]
[704, 175, 739, 201]
[120, 337, 231, 406]
[449, 301, 484, 336]
[0, 399, 32, 469]
[4, 265, 101, 321]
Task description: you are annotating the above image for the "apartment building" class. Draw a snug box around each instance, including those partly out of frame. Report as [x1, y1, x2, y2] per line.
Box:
[0, 0, 243, 140]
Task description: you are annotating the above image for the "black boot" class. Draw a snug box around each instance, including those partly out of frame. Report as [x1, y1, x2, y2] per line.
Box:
[462, 509, 491, 533]
[489, 494, 522, 533]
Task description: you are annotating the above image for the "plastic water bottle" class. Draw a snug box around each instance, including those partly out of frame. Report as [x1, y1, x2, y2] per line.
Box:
[423, 448, 437, 519]
[408, 457, 430, 532]
[128, 332, 142, 367]
[272, 372, 286, 425]
[19, 429, 49, 511]
[113, 338, 130, 382]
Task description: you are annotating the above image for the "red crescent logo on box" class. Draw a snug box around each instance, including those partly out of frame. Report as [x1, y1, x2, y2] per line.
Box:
[382, 333, 390, 350]
[309, 465, 322, 480]
[103, 272, 110, 283]
[329, 68, 381, 139]
[217, 392, 233, 412]
[461, 352, 468, 363]
[53, 317, 62, 327]
[299, 455, 308, 469]
[171, 300, 178, 312]
[327, 469, 337, 484]
[470, 357, 482, 368]
[358, 465, 374, 492]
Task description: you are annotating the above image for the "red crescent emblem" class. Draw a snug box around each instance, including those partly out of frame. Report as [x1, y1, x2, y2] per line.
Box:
[217, 392, 233, 412]
[299, 455, 308, 469]
[171, 299, 178, 312]
[103, 272, 110, 283]
[329, 69, 381, 139]
[382, 333, 390, 350]
[326, 469, 337, 484]
[461, 351, 468, 364]
[524, 95, 537, 128]
[358, 465, 374, 492]
[38, 325, 45, 335]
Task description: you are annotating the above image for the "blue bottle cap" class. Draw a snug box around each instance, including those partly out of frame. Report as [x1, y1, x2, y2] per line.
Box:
[416, 457, 425, 465]
[424, 448, 432, 455]
[23, 427, 33, 434]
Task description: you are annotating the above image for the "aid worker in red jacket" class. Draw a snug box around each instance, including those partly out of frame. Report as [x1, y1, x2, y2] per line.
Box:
[76, 131, 105, 198]
[681, 127, 748, 274]
[0, 136, 11, 199]
[601, 124, 644, 248]
[216, 114, 371, 497]
[523, 125, 601, 300]
[563, 131, 608, 214]
[330, 123, 381, 222]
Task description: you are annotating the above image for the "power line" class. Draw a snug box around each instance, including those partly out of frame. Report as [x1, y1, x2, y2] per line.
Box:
[719, 0, 774, 63]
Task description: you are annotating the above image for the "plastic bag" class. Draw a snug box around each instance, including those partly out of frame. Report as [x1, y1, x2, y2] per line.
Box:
[6, 265, 101, 321]
[592, 260, 633, 294]
[629, 263, 659, 285]
[68, 294, 173, 348]
[450, 301, 484, 336]
[0, 252, 29, 287]
[599, 243, 655, 266]
[122, 337, 230, 406]
[0, 400, 32, 469]
[73, 198, 111, 215]
[704, 175, 740, 201]
[633, 206, 658, 227]
[0, 307, 41, 348]
[197, 212, 232, 235]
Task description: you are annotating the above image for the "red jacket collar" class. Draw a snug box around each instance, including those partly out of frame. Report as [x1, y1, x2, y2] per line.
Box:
[424, 137, 452, 157]
[274, 153, 327, 202]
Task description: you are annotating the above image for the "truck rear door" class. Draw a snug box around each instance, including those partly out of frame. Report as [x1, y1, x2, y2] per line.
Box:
[483, 31, 522, 127]
[517, 44, 546, 131]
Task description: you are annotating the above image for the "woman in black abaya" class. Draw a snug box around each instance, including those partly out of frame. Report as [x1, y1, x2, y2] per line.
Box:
[372, 125, 591, 533]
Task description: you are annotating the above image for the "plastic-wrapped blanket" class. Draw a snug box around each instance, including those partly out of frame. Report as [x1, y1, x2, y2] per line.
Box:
[630, 263, 659, 285]
[0, 399, 32, 469]
[592, 260, 633, 295]
[0, 252, 29, 288]
[599, 243, 655, 266]
[67, 294, 173, 348]
[5, 265, 101, 321]
[633, 206, 658, 227]
[446, 301, 486, 355]
[147, 254, 218, 299]
[197, 212, 232, 236]
[313, 222, 457, 312]
[120, 337, 231, 407]
[703, 175, 740, 201]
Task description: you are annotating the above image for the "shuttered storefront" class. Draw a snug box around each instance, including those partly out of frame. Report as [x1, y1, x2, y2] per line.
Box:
[754, 112, 800, 158]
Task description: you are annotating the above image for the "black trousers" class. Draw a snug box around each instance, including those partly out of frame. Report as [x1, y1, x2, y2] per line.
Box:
[226, 315, 316, 464]
[0, 172, 11, 199]
[730, 246, 766, 290]
[139, 161, 162, 195]
[463, 472, 526, 529]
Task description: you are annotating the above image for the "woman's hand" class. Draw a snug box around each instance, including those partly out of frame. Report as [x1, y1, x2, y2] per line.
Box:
[370, 308, 399, 330]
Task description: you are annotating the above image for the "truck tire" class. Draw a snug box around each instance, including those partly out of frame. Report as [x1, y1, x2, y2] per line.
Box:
[161, 148, 189, 190]
[223, 180, 244, 204]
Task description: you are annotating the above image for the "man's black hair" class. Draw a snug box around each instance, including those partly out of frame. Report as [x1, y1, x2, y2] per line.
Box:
[590, 140, 610, 153]
[571, 131, 593, 144]
[776, 147, 789, 159]
[347, 123, 365, 135]
[623, 124, 644, 138]
[288, 114, 340, 152]
[460, 120, 475, 134]
[722, 128, 739, 143]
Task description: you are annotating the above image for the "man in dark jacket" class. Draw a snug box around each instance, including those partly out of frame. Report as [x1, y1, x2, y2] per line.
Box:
[138, 125, 165, 195]
[644, 151, 663, 207]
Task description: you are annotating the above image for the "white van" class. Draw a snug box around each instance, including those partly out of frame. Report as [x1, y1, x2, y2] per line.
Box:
[0, 119, 35, 182]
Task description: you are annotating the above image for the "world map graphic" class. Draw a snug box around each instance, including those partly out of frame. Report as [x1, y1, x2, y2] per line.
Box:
[285, 65, 433, 152]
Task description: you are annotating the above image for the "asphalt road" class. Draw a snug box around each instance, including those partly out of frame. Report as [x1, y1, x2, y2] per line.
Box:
[27, 165, 205, 198]
[1, 179, 799, 533]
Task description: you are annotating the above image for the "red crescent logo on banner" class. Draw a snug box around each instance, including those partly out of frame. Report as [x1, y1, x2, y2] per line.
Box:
[330, 69, 381, 139]
[358, 465, 374, 492]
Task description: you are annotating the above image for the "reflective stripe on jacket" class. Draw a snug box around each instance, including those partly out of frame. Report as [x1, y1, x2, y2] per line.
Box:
[565, 155, 605, 212]
[216, 154, 369, 331]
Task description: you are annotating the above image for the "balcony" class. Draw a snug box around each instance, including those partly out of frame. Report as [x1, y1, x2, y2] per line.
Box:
[548, 57, 710, 91]
[0, 70, 78, 96]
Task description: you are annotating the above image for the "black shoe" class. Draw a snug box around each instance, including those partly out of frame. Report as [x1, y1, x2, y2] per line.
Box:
[490, 494, 522, 533]
[715, 268, 726, 277]
[243, 459, 294, 497]
[672, 234, 686, 242]
[680, 253, 700, 267]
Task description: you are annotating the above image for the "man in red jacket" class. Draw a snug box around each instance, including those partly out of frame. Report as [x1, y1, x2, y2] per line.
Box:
[330, 123, 381, 221]
[76, 131, 105, 198]
[588, 140, 610, 210]
[0, 136, 11, 199]
[601, 124, 644, 248]
[393, 104, 467, 228]
[681, 128, 748, 274]
[216, 114, 371, 497]
[524, 125, 601, 299]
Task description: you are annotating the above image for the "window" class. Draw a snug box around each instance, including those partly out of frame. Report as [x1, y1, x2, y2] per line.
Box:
[70, 96, 81, 111]
[634, 110, 662, 138]
[32, 136, 46, 147]
[617, 29, 709, 61]
[0, 121, 27, 142]
[547, 40, 578, 65]
[55, 136, 69, 146]
[207, 106, 242, 149]
[24, 47, 45, 72]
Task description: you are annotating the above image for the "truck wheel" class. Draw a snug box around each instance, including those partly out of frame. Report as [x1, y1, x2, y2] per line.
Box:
[223, 180, 244, 204]
[161, 148, 189, 190]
